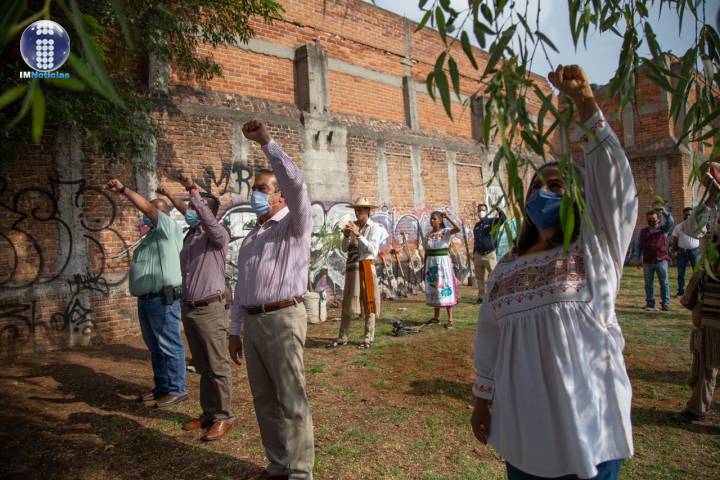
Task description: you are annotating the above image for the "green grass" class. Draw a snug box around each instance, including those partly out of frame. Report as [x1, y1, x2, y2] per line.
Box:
[1, 267, 717, 480]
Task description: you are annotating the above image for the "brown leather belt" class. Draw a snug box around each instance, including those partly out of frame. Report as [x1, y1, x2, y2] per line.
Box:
[242, 296, 303, 315]
[184, 293, 225, 309]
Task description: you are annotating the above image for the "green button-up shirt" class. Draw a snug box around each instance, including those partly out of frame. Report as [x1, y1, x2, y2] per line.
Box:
[129, 211, 183, 296]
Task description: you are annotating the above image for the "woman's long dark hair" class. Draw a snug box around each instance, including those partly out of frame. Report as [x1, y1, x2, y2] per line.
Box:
[514, 162, 582, 255]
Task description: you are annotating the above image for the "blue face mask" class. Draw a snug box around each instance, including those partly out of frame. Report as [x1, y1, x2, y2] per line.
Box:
[142, 215, 153, 228]
[185, 209, 200, 228]
[526, 190, 563, 230]
[251, 190, 271, 217]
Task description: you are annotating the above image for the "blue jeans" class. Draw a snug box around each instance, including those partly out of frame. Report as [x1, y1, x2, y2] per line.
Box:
[643, 261, 670, 308]
[676, 248, 700, 295]
[507, 460, 623, 480]
[138, 297, 187, 396]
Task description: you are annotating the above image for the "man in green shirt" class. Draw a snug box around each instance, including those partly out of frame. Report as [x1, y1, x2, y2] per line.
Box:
[106, 179, 187, 408]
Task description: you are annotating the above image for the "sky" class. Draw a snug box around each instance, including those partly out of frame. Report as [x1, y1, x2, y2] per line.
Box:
[364, 0, 719, 85]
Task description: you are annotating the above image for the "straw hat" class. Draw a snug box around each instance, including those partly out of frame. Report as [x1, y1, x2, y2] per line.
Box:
[348, 197, 378, 209]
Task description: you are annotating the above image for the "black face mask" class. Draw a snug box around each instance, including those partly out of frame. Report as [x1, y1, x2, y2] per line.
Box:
[648, 220, 658, 228]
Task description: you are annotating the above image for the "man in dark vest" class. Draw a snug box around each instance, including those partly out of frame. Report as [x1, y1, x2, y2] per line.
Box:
[633, 208, 675, 311]
[472, 203, 506, 304]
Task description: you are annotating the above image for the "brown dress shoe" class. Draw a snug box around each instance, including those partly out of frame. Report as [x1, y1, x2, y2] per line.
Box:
[153, 393, 188, 408]
[136, 391, 166, 402]
[201, 419, 232, 441]
[182, 416, 212, 431]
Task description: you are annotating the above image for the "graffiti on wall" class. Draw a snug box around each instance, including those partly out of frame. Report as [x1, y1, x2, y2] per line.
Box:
[217, 199, 478, 300]
[0, 176, 130, 355]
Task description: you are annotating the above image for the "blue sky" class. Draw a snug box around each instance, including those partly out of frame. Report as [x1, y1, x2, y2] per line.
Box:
[364, 0, 718, 85]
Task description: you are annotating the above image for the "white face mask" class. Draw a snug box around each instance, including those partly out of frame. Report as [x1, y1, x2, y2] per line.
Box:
[479, 209, 488, 217]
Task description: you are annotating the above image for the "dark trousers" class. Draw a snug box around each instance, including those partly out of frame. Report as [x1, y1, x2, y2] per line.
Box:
[182, 301, 234, 422]
[676, 247, 700, 295]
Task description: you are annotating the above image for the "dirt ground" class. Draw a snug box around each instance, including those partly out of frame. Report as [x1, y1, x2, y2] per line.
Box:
[1, 272, 718, 479]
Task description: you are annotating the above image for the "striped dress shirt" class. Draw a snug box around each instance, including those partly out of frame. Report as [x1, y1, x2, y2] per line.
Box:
[230, 140, 312, 335]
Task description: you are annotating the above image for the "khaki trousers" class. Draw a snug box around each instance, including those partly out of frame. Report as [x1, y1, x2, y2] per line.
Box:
[182, 301, 234, 422]
[473, 251, 497, 297]
[687, 345, 718, 417]
[339, 313, 376, 344]
[244, 303, 315, 480]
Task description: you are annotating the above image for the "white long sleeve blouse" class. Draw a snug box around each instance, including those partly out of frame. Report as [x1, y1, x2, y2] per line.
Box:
[473, 110, 638, 478]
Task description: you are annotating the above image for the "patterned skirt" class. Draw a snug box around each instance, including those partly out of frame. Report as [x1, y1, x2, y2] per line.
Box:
[424, 252, 459, 307]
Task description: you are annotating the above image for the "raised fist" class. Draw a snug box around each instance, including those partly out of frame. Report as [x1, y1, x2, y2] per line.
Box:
[174, 172, 196, 190]
[105, 179, 125, 193]
[547, 64, 593, 103]
[156, 184, 171, 197]
[242, 120, 271, 145]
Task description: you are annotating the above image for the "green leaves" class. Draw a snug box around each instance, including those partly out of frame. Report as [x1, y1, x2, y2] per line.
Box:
[31, 86, 45, 143]
[1, 0, 283, 161]
[422, 0, 720, 253]
[0, 85, 28, 110]
[448, 56, 460, 99]
[461, 31, 478, 69]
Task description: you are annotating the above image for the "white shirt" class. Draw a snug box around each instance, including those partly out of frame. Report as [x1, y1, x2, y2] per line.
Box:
[672, 220, 702, 250]
[474, 111, 637, 478]
[341, 218, 386, 260]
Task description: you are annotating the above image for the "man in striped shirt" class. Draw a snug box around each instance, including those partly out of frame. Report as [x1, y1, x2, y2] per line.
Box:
[228, 120, 314, 480]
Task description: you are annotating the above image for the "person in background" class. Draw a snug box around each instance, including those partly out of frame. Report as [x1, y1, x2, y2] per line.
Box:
[676, 161, 719, 424]
[105, 179, 187, 408]
[328, 198, 385, 349]
[423, 211, 461, 328]
[633, 207, 675, 311]
[672, 206, 703, 297]
[471, 64, 637, 480]
[227, 120, 314, 480]
[157, 180, 234, 442]
[473, 203, 506, 304]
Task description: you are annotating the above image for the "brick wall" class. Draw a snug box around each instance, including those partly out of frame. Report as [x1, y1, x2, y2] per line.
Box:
[3, 0, 631, 357]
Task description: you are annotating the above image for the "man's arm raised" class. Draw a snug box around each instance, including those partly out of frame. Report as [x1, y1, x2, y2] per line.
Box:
[105, 179, 159, 225]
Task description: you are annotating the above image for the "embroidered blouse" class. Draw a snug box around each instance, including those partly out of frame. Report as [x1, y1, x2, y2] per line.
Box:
[473, 110, 638, 478]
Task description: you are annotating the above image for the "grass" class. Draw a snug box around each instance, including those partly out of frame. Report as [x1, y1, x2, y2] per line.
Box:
[0, 267, 717, 479]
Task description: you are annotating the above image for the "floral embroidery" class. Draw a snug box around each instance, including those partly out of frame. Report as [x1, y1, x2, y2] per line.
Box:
[475, 385, 493, 394]
[488, 251, 587, 306]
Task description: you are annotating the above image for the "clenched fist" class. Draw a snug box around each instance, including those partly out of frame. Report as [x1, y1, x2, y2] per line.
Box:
[242, 120, 271, 146]
[156, 184, 171, 197]
[547, 64, 594, 103]
[105, 179, 125, 193]
[173, 172, 196, 190]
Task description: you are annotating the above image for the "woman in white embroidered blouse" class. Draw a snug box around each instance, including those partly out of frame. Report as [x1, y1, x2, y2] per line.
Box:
[471, 65, 638, 480]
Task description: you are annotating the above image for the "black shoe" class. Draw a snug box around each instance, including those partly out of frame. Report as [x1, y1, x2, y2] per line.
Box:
[326, 339, 347, 348]
[475, 297, 483, 305]
[675, 409, 704, 423]
[661, 305, 670, 311]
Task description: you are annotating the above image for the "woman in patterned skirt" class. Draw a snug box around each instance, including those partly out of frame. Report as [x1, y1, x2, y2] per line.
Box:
[470, 65, 637, 480]
[424, 211, 460, 328]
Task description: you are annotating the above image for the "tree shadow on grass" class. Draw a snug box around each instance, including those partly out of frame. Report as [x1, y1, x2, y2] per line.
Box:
[23, 362, 194, 424]
[80, 342, 152, 363]
[407, 377, 474, 403]
[632, 406, 720, 435]
[627, 367, 689, 386]
[0, 401, 261, 480]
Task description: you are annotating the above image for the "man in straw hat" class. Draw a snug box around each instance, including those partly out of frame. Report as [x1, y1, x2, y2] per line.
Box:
[328, 197, 386, 349]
